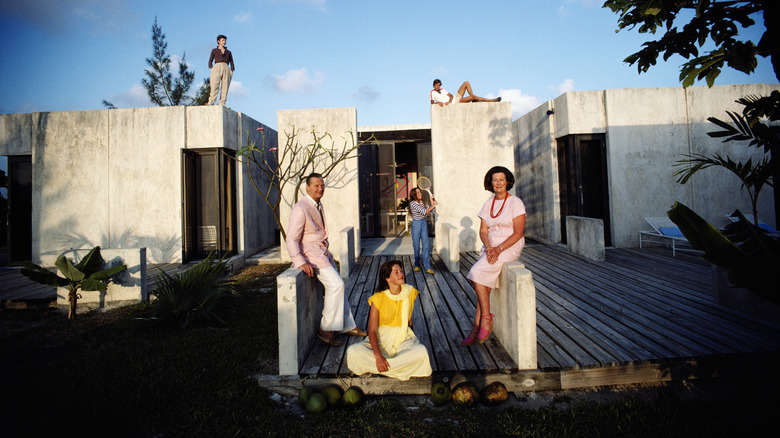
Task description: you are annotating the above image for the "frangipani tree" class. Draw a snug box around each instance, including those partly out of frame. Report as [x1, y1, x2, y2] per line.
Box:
[235, 125, 375, 240]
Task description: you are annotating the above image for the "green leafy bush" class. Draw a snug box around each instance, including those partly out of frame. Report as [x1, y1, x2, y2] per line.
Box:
[149, 253, 239, 328]
[20, 246, 127, 319]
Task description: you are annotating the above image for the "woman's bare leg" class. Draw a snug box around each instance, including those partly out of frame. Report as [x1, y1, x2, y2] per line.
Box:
[471, 281, 491, 326]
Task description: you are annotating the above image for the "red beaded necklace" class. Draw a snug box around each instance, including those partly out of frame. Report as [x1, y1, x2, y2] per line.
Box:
[490, 194, 509, 218]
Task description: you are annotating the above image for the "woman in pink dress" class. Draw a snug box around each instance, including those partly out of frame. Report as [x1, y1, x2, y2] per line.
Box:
[462, 166, 526, 346]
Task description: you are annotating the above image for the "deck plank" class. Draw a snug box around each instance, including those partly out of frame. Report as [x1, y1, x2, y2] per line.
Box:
[286, 242, 779, 389]
[405, 256, 461, 371]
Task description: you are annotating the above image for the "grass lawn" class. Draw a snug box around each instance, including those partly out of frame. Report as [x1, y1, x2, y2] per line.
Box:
[0, 263, 775, 437]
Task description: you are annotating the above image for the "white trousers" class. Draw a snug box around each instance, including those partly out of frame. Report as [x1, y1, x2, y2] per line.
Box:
[208, 63, 232, 105]
[316, 266, 357, 332]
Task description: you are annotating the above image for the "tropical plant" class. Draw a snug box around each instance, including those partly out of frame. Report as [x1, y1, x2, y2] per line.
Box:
[674, 152, 772, 224]
[235, 125, 375, 240]
[148, 252, 239, 328]
[19, 246, 128, 319]
[668, 202, 779, 301]
[674, 93, 778, 225]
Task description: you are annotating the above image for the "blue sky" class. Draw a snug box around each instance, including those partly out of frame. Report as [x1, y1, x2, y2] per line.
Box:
[0, 0, 776, 132]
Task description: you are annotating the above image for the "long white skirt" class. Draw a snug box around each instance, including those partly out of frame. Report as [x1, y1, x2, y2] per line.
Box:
[346, 328, 432, 381]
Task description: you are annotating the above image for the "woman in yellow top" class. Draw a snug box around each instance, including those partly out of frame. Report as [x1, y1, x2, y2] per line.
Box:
[346, 260, 432, 381]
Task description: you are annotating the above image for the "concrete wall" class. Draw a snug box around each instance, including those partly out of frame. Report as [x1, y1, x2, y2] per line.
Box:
[277, 108, 361, 264]
[513, 84, 778, 248]
[432, 102, 514, 253]
[235, 113, 279, 260]
[1, 106, 278, 265]
[514, 101, 559, 244]
[0, 112, 33, 155]
[109, 107, 185, 263]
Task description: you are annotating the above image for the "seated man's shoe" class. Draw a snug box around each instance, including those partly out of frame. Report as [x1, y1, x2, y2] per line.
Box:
[344, 327, 367, 337]
[414, 266, 420, 272]
[317, 330, 343, 347]
[425, 269, 434, 274]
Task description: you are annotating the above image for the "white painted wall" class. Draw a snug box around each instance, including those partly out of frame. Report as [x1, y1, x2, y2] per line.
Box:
[514, 83, 779, 248]
[1, 106, 278, 265]
[514, 100, 558, 244]
[277, 108, 361, 264]
[110, 107, 185, 263]
[431, 102, 514, 253]
[32, 110, 112, 262]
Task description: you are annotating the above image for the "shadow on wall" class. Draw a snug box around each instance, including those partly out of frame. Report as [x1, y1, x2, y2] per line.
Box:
[460, 216, 476, 252]
[488, 112, 513, 150]
[39, 223, 181, 265]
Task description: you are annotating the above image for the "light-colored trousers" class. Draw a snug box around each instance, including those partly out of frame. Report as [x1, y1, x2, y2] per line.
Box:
[208, 62, 232, 105]
[316, 266, 357, 332]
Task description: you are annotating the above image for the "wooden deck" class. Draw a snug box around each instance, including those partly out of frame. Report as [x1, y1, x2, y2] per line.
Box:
[263, 244, 780, 395]
[0, 263, 190, 308]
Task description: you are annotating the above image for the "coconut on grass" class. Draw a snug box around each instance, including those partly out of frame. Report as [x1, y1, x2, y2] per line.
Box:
[431, 382, 451, 406]
[480, 381, 509, 406]
[451, 382, 479, 406]
[343, 386, 364, 408]
[306, 393, 328, 413]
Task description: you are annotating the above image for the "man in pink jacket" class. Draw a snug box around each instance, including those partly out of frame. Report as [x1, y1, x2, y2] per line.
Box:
[286, 173, 367, 346]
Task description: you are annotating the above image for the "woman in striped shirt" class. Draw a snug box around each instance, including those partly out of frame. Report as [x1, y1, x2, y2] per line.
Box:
[408, 187, 438, 274]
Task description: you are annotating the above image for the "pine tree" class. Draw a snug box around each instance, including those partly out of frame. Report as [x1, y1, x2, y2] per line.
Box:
[140, 16, 195, 106]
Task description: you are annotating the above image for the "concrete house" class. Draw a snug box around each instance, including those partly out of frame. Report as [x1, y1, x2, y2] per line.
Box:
[2, 83, 776, 282]
[347, 83, 776, 255]
[0, 105, 278, 269]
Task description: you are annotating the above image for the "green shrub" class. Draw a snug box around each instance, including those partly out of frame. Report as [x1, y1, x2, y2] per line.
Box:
[148, 253, 239, 328]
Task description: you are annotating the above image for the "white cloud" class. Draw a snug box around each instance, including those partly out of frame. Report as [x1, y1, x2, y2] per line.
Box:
[234, 11, 252, 23]
[558, 0, 600, 18]
[490, 89, 541, 120]
[556, 78, 576, 94]
[227, 81, 250, 98]
[351, 85, 379, 102]
[16, 102, 41, 114]
[267, 68, 325, 93]
[272, 0, 327, 12]
[106, 83, 150, 108]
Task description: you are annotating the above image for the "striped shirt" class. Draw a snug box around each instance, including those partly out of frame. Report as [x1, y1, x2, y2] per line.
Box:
[410, 200, 432, 220]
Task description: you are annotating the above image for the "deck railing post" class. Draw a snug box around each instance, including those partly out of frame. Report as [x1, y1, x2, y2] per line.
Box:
[277, 267, 323, 375]
[493, 262, 537, 369]
[339, 226, 355, 279]
[439, 222, 460, 272]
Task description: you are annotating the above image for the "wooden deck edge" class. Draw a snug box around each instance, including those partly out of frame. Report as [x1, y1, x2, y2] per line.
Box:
[254, 352, 779, 396]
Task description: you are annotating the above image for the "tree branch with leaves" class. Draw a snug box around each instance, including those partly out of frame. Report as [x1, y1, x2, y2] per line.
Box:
[235, 125, 375, 241]
[604, 0, 779, 86]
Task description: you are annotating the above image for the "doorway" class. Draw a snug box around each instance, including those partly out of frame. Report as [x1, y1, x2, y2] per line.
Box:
[3, 155, 32, 265]
[181, 149, 236, 261]
[556, 134, 611, 246]
[358, 140, 433, 237]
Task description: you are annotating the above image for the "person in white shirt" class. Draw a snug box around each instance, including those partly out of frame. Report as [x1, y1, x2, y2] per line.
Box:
[430, 79, 501, 106]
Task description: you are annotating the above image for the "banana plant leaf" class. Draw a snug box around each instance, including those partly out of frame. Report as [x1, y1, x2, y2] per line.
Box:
[88, 264, 128, 281]
[668, 202, 780, 304]
[81, 278, 110, 292]
[55, 255, 85, 282]
[20, 262, 69, 287]
[74, 246, 106, 275]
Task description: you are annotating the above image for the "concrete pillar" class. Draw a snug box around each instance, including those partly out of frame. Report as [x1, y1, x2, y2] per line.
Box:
[431, 102, 513, 254]
[566, 216, 606, 262]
